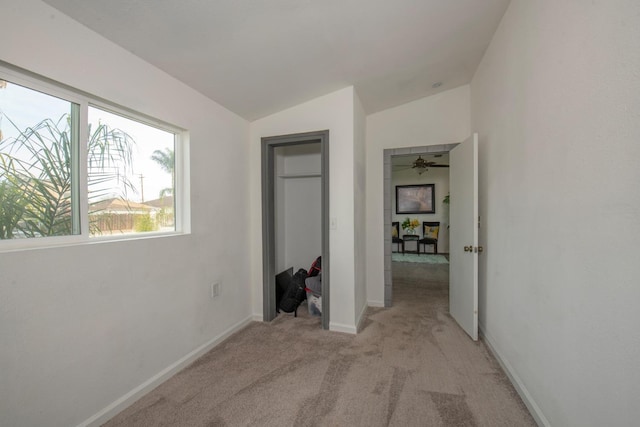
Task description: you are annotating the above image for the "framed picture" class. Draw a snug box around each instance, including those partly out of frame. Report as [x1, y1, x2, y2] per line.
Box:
[396, 184, 435, 214]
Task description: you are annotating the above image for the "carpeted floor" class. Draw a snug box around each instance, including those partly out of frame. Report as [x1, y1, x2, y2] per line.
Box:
[103, 262, 535, 426]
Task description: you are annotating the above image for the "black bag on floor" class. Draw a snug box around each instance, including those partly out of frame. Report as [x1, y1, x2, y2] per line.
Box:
[279, 268, 308, 316]
[275, 267, 293, 313]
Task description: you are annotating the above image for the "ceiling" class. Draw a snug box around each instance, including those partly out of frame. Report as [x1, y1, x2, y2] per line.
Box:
[42, 0, 510, 121]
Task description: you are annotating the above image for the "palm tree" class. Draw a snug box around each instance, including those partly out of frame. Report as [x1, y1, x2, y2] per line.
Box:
[0, 180, 27, 239]
[150, 147, 174, 198]
[0, 113, 135, 239]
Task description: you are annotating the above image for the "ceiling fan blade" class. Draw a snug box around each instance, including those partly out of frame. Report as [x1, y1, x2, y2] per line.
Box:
[395, 155, 450, 170]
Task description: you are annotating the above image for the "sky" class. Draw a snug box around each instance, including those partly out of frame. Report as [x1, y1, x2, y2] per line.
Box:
[88, 107, 174, 203]
[0, 79, 173, 203]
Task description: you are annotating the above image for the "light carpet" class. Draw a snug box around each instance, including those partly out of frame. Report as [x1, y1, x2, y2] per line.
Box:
[103, 262, 533, 426]
[392, 253, 449, 264]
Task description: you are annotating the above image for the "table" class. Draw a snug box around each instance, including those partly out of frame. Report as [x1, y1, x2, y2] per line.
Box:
[402, 234, 419, 254]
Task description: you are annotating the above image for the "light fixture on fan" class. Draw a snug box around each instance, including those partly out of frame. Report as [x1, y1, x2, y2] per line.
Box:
[394, 155, 449, 175]
[412, 155, 429, 169]
[412, 156, 435, 174]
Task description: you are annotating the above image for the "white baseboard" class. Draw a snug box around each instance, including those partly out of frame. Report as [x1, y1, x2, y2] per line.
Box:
[77, 316, 254, 427]
[355, 303, 369, 332]
[252, 313, 263, 321]
[479, 324, 550, 427]
[367, 300, 385, 308]
[329, 321, 357, 335]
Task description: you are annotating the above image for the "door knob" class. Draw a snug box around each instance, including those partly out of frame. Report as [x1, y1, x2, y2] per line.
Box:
[478, 246, 484, 253]
[464, 246, 472, 252]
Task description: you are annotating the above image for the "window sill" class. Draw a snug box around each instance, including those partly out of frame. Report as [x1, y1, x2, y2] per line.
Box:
[0, 231, 189, 254]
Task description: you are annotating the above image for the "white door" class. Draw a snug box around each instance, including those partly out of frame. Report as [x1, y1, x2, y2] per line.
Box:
[449, 133, 479, 340]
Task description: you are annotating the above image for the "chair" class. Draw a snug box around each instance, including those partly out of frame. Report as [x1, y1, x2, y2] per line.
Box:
[391, 222, 404, 253]
[418, 221, 440, 254]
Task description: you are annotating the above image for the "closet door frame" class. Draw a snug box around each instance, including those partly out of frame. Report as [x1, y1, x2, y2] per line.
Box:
[261, 130, 330, 329]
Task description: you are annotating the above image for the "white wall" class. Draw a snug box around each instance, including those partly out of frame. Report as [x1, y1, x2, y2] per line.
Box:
[0, 1, 250, 426]
[391, 166, 450, 253]
[353, 91, 368, 328]
[471, 1, 640, 425]
[275, 144, 322, 272]
[249, 87, 358, 333]
[365, 86, 470, 305]
[282, 177, 321, 270]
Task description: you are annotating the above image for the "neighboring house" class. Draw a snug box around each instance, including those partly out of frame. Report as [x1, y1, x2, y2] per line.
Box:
[144, 195, 174, 228]
[143, 195, 173, 211]
[89, 197, 158, 216]
[89, 198, 159, 234]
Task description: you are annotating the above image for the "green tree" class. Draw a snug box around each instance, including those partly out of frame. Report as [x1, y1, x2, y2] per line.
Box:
[150, 147, 174, 198]
[0, 180, 27, 239]
[0, 113, 135, 239]
[134, 212, 157, 232]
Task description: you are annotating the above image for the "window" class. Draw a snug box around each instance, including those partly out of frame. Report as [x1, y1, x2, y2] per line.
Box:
[0, 69, 183, 248]
[87, 107, 176, 236]
[0, 80, 79, 239]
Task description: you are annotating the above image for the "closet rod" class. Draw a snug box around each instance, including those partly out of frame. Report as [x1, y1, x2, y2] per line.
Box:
[277, 173, 322, 179]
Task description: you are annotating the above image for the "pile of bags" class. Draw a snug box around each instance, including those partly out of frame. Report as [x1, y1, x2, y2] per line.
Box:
[276, 256, 322, 317]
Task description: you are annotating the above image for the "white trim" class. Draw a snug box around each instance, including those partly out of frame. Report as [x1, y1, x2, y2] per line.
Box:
[175, 130, 191, 234]
[367, 300, 385, 308]
[88, 100, 182, 135]
[0, 63, 85, 105]
[78, 101, 90, 237]
[355, 302, 369, 332]
[329, 321, 357, 335]
[479, 324, 550, 427]
[0, 231, 189, 254]
[76, 316, 254, 427]
[252, 313, 264, 321]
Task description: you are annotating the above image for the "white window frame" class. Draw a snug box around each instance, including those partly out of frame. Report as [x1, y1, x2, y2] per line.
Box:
[0, 64, 189, 252]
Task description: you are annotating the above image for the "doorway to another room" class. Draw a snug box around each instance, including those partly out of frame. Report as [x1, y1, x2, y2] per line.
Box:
[384, 144, 457, 308]
[384, 135, 480, 341]
[390, 151, 451, 335]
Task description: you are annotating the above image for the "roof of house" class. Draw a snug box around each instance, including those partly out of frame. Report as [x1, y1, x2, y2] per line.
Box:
[89, 197, 158, 214]
[144, 196, 174, 209]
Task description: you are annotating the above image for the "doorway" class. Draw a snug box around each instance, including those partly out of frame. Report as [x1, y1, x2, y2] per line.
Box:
[261, 130, 330, 329]
[383, 144, 458, 307]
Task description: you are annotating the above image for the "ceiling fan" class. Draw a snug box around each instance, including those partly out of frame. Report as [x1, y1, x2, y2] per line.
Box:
[395, 155, 449, 175]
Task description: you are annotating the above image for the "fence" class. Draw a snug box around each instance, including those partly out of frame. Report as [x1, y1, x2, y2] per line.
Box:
[89, 210, 174, 235]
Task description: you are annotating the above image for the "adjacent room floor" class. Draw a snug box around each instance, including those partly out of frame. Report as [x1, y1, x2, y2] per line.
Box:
[104, 261, 535, 426]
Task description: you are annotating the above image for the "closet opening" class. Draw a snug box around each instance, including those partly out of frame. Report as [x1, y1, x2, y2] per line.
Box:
[261, 130, 329, 329]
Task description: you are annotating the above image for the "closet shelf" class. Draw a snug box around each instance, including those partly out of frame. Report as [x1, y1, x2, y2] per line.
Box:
[277, 173, 322, 179]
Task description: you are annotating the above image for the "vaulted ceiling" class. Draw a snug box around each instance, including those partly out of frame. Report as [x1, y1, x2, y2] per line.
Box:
[42, 0, 510, 121]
